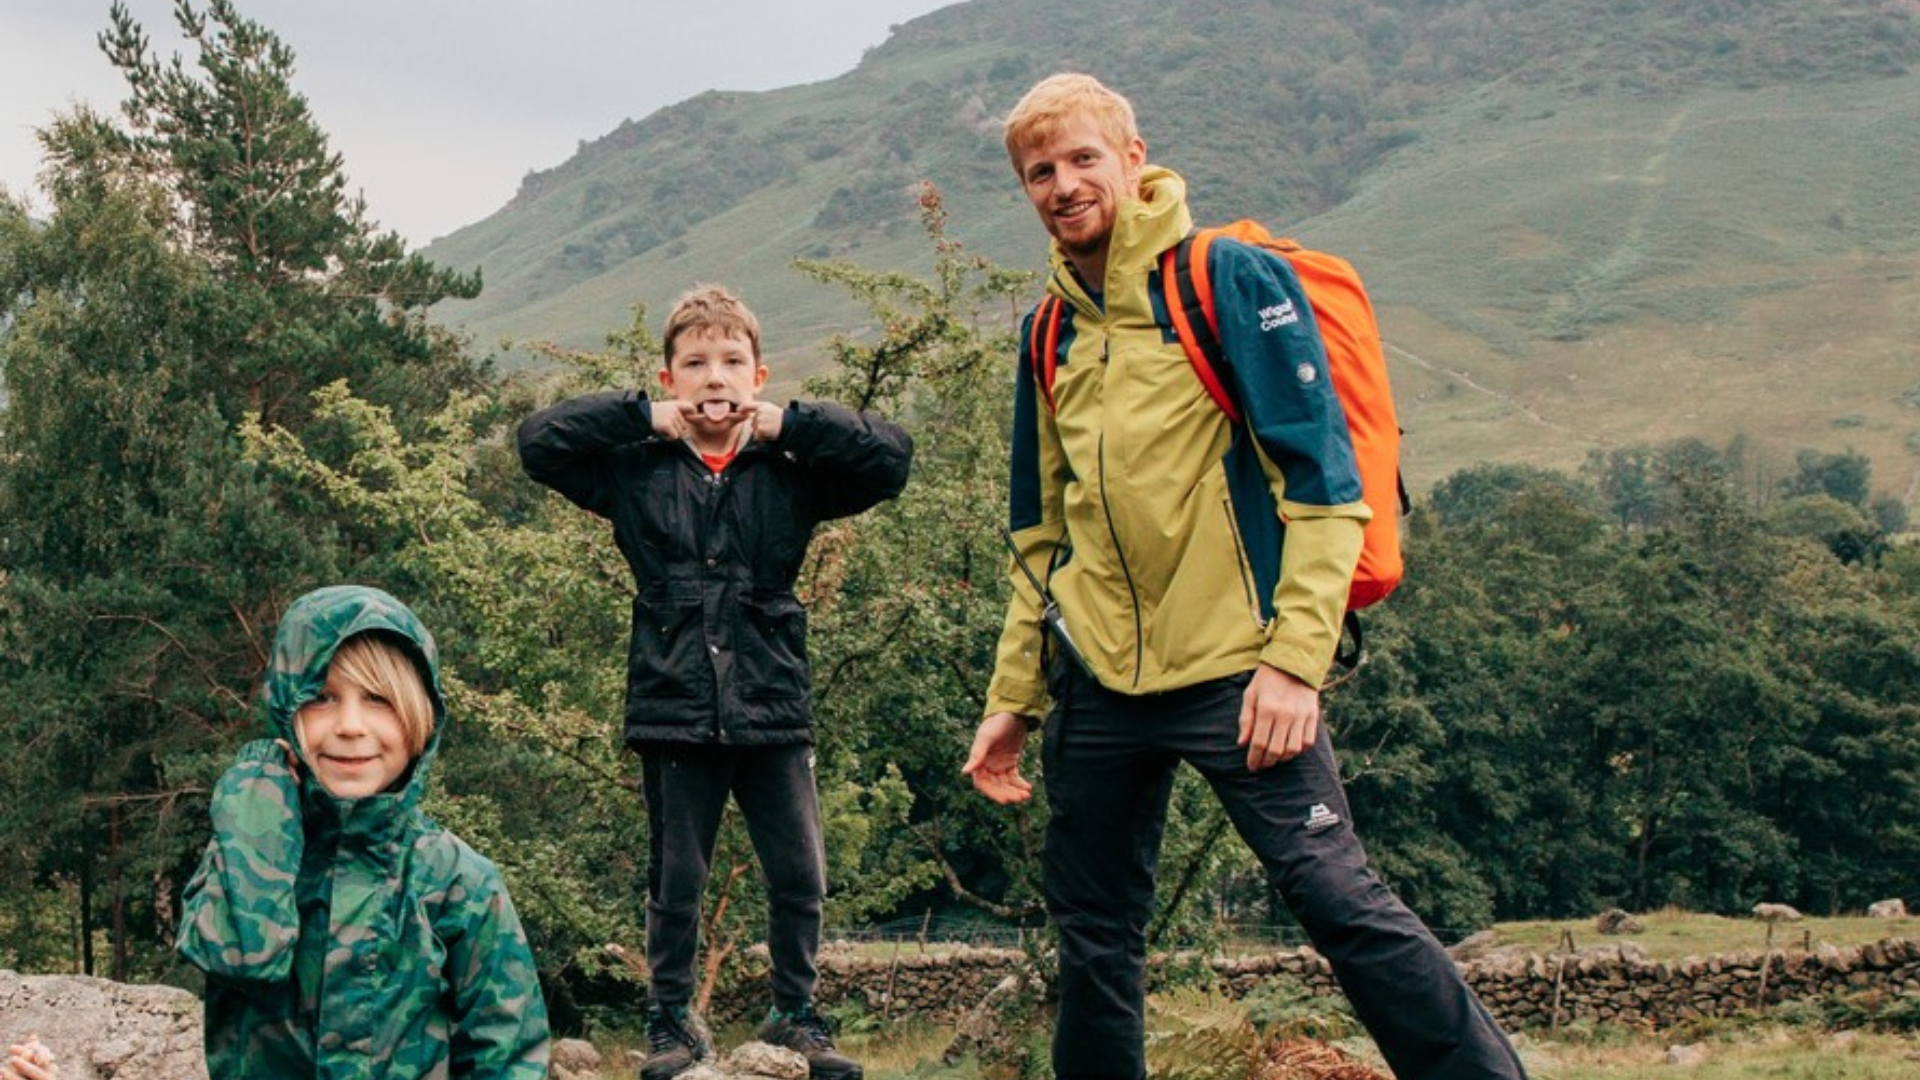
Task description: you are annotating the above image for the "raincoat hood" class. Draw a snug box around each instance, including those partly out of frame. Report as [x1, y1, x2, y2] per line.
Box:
[265, 585, 446, 806]
[179, 584, 552, 1079]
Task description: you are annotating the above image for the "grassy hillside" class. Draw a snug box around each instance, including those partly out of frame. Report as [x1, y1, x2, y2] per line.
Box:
[1309, 74, 1920, 497]
[424, 0, 1920, 504]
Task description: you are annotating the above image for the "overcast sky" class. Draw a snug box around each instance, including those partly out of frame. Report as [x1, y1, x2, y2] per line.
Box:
[1, 0, 956, 246]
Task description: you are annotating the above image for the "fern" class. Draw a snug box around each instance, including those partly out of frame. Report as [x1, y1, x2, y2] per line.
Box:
[1144, 987, 1262, 1080]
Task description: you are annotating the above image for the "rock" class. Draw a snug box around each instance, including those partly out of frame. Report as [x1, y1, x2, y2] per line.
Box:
[0, 970, 208, 1080]
[1665, 1042, 1708, 1066]
[722, 1041, 808, 1079]
[1752, 903, 1803, 922]
[1449, 930, 1501, 961]
[1596, 908, 1645, 935]
[551, 1036, 602, 1077]
[944, 970, 1044, 1073]
[1868, 899, 1908, 919]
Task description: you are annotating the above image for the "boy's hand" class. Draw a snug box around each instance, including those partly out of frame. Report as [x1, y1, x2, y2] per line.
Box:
[962, 713, 1034, 804]
[740, 402, 784, 442]
[649, 400, 703, 441]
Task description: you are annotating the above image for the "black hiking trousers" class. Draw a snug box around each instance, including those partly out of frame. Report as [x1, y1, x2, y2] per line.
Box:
[1041, 666, 1528, 1080]
[640, 743, 827, 1013]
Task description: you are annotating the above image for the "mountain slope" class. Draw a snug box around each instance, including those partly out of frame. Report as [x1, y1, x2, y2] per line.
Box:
[425, 0, 1920, 500]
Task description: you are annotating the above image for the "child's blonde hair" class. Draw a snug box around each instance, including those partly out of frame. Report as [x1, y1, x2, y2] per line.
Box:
[1003, 73, 1140, 174]
[662, 284, 762, 367]
[326, 633, 435, 756]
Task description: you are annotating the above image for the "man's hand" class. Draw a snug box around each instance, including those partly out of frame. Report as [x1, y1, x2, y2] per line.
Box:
[962, 712, 1034, 804]
[1237, 663, 1319, 771]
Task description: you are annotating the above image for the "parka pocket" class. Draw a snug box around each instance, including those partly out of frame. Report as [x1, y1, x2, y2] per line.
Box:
[736, 595, 809, 705]
[629, 598, 707, 702]
[1221, 496, 1265, 630]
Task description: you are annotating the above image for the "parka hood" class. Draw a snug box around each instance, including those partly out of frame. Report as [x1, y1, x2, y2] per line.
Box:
[1045, 165, 1192, 300]
[265, 585, 446, 806]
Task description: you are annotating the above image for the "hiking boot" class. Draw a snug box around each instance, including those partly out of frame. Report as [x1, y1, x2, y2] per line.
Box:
[755, 1003, 862, 1080]
[640, 1002, 712, 1080]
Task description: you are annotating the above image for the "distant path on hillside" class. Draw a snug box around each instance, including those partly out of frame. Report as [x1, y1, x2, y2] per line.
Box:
[1385, 341, 1599, 448]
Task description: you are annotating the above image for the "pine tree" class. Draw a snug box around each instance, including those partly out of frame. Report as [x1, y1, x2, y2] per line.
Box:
[0, 0, 482, 978]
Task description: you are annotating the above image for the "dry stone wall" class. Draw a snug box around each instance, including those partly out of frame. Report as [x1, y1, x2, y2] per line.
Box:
[710, 938, 1920, 1031]
[1459, 938, 1920, 1029]
[710, 944, 1034, 1024]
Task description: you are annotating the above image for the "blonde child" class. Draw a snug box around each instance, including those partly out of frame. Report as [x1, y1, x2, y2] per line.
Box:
[176, 585, 549, 1078]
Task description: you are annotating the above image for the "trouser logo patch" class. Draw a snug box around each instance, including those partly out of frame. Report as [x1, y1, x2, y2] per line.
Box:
[1304, 802, 1342, 832]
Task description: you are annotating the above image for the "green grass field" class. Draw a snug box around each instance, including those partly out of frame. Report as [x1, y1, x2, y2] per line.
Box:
[1487, 910, 1920, 962]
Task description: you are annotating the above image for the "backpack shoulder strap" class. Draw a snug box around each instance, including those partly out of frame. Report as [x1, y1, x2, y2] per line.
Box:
[1160, 230, 1243, 424]
[1028, 294, 1066, 414]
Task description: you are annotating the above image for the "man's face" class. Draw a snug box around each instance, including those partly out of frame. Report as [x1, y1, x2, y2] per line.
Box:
[1014, 114, 1146, 261]
[659, 327, 768, 431]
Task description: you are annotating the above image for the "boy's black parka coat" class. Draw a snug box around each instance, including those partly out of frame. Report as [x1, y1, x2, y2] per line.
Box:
[517, 390, 911, 746]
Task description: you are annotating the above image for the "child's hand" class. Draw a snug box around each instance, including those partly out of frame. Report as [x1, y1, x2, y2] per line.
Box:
[272, 738, 302, 780]
[740, 402, 784, 442]
[4, 1035, 58, 1080]
[650, 400, 702, 441]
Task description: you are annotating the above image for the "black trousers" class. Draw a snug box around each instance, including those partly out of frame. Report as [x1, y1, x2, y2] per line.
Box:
[1042, 668, 1527, 1080]
[640, 742, 826, 1012]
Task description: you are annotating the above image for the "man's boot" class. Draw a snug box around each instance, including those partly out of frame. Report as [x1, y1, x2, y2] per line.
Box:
[640, 1002, 712, 1080]
[755, 1003, 862, 1080]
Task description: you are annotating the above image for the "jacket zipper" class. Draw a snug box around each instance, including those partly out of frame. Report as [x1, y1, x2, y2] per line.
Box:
[694, 449, 728, 742]
[1221, 496, 1264, 629]
[1096, 431, 1145, 689]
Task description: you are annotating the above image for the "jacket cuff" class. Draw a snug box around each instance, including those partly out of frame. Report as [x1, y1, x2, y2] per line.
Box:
[984, 681, 1050, 726]
[625, 390, 653, 432]
[1259, 633, 1334, 691]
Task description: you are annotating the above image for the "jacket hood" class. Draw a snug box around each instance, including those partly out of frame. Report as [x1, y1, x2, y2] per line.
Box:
[1047, 165, 1193, 300]
[264, 585, 446, 806]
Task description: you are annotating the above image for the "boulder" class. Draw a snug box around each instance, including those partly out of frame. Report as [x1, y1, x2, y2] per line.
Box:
[1665, 1042, 1708, 1065]
[1595, 908, 1645, 935]
[721, 1042, 808, 1079]
[1752, 903, 1804, 923]
[1868, 899, 1908, 919]
[0, 970, 207, 1080]
[550, 1036, 603, 1079]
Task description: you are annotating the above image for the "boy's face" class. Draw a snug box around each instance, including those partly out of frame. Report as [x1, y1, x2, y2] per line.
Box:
[296, 668, 412, 798]
[659, 327, 768, 431]
[1014, 112, 1145, 261]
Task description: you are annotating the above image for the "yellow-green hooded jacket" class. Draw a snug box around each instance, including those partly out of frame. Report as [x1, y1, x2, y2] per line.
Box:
[985, 168, 1371, 719]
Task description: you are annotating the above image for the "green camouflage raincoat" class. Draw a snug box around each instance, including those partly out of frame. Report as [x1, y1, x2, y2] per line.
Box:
[177, 585, 550, 1079]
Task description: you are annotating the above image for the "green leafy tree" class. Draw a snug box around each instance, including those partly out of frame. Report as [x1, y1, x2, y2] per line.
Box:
[0, 0, 480, 979]
[1784, 448, 1873, 509]
[791, 184, 1042, 931]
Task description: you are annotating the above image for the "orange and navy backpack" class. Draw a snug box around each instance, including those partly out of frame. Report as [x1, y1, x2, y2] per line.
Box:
[1029, 221, 1408, 664]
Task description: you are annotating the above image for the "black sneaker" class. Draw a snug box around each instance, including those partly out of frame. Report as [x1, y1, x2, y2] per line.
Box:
[640, 1002, 712, 1080]
[755, 1003, 862, 1080]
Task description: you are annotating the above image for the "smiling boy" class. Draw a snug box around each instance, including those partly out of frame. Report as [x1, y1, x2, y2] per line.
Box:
[517, 285, 912, 1080]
